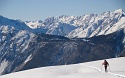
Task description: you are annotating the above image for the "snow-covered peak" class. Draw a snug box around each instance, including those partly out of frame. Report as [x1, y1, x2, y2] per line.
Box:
[105, 17, 125, 35]
[0, 16, 32, 31]
[25, 9, 125, 38]
[25, 20, 43, 29]
[1, 9, 125, 38]
[114, 9, 124, 14]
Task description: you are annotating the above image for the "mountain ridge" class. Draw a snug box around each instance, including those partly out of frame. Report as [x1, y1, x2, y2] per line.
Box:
[0, 9, 125, 75]
[25, 9, 125, 38]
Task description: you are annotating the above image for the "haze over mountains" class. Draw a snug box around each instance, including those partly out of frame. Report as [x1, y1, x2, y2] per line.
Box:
[0, 9, 125, 75]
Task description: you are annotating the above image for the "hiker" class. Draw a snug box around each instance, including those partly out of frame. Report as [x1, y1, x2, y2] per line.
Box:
[102, 60, 109, 72]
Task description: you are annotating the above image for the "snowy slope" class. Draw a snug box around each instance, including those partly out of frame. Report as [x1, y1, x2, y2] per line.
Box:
[0, 57, 124, 78]
[0, 16, 31, 31]
[0, 29, 36, 74]
[26, 9, 125, 38]
[0, 15, 36, 75]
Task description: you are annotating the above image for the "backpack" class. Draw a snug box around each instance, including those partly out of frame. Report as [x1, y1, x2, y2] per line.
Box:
[103, 61, 109, 66]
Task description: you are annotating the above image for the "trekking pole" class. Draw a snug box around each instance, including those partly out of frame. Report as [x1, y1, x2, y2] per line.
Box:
[108, 65, 111, 72]
[101, 65, 102, 72]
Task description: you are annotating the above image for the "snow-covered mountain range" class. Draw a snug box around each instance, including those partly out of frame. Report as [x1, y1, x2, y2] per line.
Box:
[26, 9, 125, 38]
[0, 9, 125, 76]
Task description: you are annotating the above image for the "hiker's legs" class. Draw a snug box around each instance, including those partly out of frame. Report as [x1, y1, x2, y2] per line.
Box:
[105, 66, 107, 72]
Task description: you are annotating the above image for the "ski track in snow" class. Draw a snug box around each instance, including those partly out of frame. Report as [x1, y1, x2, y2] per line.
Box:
[0, 57, 124, 78]
[85, 65, 125, 78]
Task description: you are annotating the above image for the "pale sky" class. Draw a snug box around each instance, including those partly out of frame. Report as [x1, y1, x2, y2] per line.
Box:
[0, 0, 125, 21]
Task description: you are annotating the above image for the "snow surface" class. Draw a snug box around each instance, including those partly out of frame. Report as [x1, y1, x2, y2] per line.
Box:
[0, 60, 9, 75]
[24, 54, 32, 63]
[0, 57, 124, 78]
[105, 17, 125, 35]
